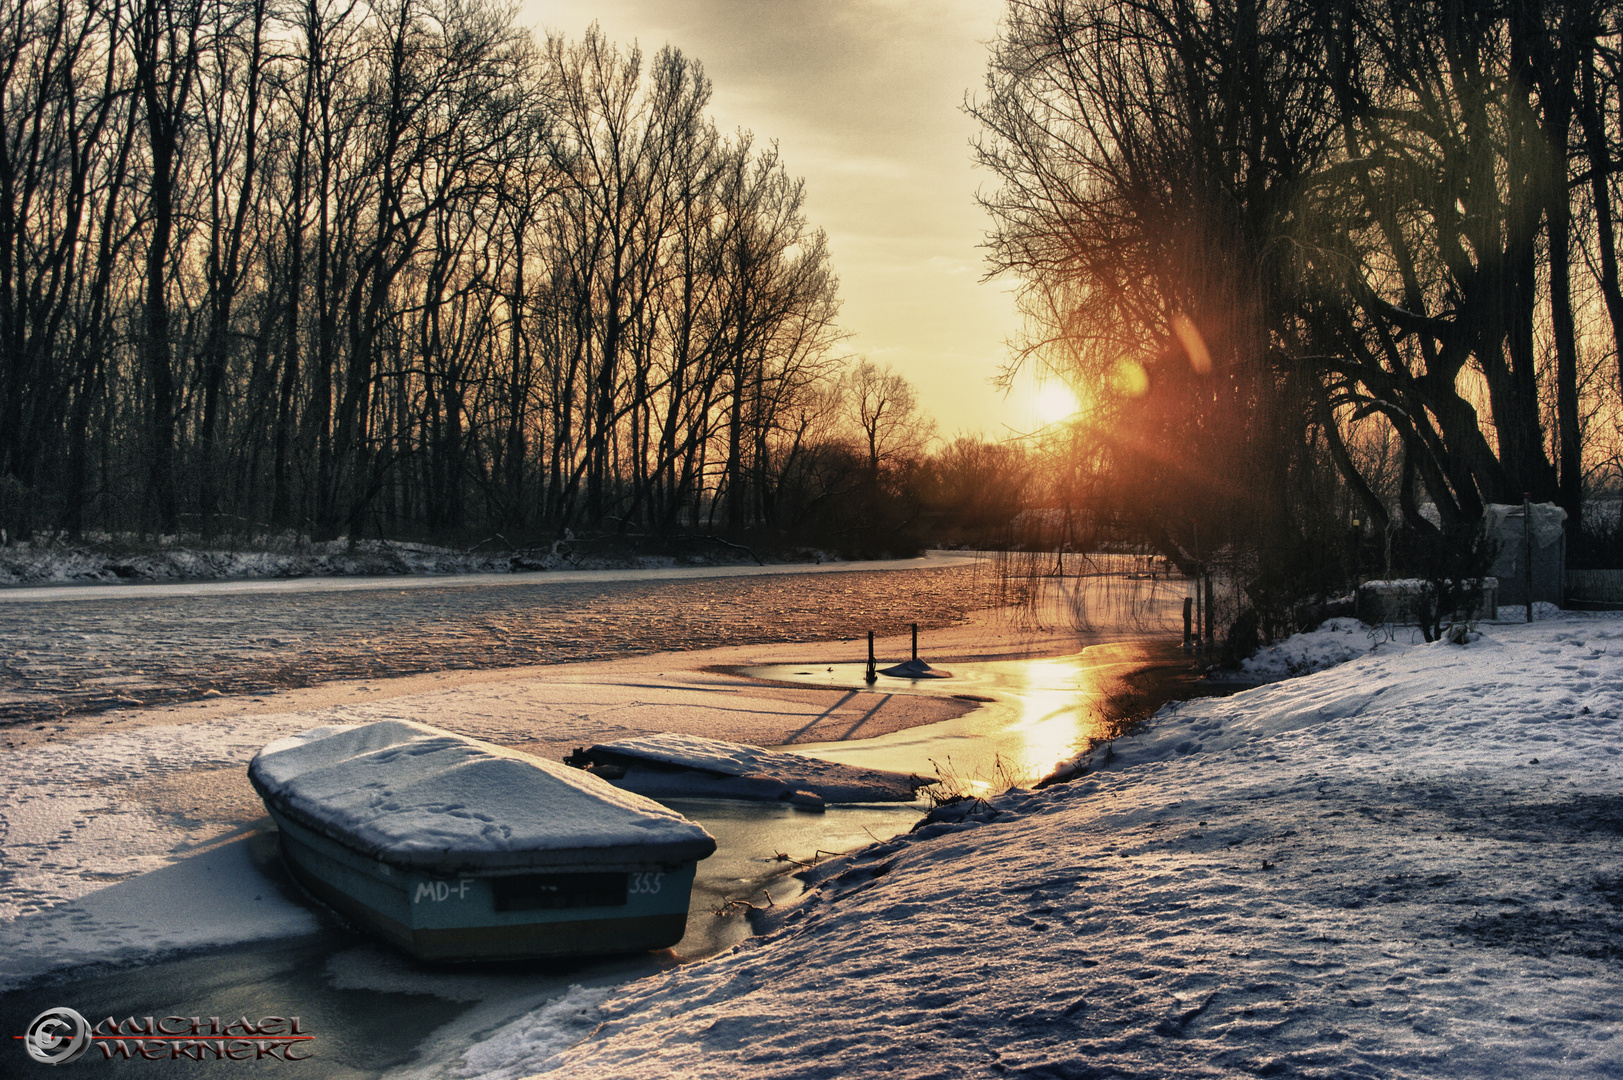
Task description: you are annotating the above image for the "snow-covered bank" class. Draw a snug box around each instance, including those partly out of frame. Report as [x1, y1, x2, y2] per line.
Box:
[533, 614, 1623, 1079]
[0, 544, 980, 598]
[1231, 616, 1375, 681]
[0, 535, 963, 590]
[0, 535, 770, 587]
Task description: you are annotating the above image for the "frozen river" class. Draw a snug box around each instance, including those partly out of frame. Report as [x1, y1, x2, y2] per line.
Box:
[0, 558, 1210, 1078]
[0, 557, 1004, 726]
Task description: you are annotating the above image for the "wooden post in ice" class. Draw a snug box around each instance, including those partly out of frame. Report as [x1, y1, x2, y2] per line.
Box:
[865, 631, 878, 684]
[911, 623, 918, 661]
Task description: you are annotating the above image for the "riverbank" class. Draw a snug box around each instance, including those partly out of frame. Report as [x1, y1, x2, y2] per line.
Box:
[1, 594, 1178, 1078]
[516, 612, 1623, 1079]
[0, 533, 830, 587]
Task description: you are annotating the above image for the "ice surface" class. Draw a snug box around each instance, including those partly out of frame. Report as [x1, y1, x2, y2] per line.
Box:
[582, 732, 926, 803]
[0, 548, 979, 597]
[250, 721, 716, 870]
[0, 837, 318, 991]
[0, 656, 955, 981]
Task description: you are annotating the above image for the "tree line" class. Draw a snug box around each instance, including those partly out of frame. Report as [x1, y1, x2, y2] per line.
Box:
[0, 1, 870, 545]
[974, 0, 1623, 592]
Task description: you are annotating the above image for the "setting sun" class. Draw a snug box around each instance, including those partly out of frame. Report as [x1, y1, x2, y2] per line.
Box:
[1033, 382, 1080, 424]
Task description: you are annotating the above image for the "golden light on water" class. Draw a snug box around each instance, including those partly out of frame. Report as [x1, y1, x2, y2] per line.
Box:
[751, 649, 1137, 790]
[998, 656, 1105, 781]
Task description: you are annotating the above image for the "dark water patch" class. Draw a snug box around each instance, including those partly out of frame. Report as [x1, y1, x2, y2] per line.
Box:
[1092, 641, 1240, 738]
[0, 933, 480, 1078]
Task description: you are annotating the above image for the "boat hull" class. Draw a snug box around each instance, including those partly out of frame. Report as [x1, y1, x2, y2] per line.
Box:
[268, 809, 698, 962]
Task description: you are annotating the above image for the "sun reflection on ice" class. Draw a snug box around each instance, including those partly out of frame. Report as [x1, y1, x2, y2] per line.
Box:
[998, 656, 1106, 782]
[744, 647, 1149, 791]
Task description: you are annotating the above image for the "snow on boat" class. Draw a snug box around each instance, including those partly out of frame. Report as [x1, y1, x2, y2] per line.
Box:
[248, 720, 716, 962]
[565, 731, 931, 808]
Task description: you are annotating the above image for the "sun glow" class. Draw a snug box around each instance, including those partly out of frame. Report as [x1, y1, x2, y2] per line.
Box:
[1033, 382, 1080, 425]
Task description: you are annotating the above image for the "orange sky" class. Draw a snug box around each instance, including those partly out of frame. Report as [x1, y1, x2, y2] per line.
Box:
[525, 0, 1048, 442]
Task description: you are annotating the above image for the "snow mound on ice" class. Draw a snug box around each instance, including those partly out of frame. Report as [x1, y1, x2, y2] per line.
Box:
[250, 721, 716, 870]
[0, 837, 318, 992]
[582, 732, 926, 803]
[877, 658, 951, 678]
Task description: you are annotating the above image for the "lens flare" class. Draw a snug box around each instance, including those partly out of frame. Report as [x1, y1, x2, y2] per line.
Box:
[1171, 313, 1212, 374]
[1109, 358, 1149, 397]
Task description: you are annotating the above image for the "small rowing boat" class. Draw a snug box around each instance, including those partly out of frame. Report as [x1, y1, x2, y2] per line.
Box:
[248, 720, 715, 962]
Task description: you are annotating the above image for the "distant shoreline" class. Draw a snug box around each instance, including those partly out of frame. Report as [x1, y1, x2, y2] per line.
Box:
[0, 550, 985, 601]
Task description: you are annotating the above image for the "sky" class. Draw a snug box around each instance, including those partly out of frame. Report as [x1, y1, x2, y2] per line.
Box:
[522, 0, 1044, 441]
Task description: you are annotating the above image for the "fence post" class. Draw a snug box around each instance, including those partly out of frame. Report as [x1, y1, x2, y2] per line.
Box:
[866, 631, 877, 684]
[1524, 494, 1534, 623]
[1204, 572, 1216, 649]
[1183, 597, 1193, 650]
[1193, 573, 1203, 650]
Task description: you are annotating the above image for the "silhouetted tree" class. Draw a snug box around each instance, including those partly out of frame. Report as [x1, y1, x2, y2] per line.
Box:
[973, 0, 1623, 588]
[0, 10, 855, 547]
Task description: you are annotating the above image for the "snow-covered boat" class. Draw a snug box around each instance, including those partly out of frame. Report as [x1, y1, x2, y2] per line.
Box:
[248, 720, 716, 962]
[566, 731, 929, 807]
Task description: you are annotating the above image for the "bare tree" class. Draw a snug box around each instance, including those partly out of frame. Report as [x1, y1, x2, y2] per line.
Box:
[0, 0, 133, 535]
[839, 359, 932, 481]
[131, 0, 203, 529]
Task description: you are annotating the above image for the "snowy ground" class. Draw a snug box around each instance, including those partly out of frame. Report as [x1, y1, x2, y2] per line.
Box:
[526, 613, 1623, 1079]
